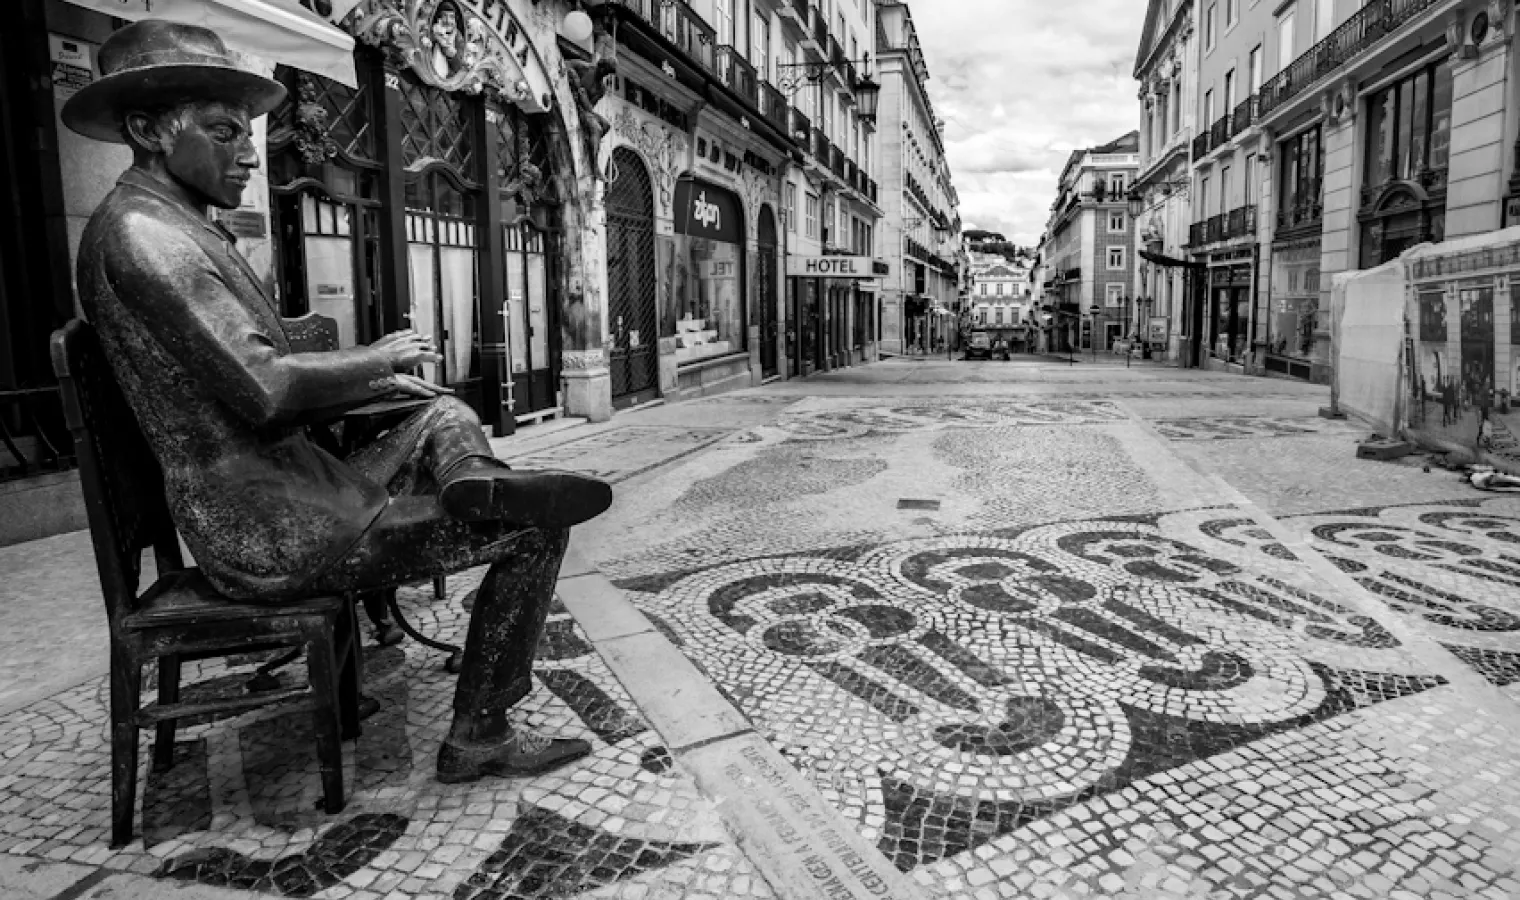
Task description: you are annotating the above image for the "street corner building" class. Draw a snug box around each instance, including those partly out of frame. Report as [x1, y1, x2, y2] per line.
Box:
[1124, 0, 1520, 387]
[2, 0, 968, 544]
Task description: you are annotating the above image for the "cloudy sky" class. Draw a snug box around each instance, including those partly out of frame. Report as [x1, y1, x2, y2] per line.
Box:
[911, 1, 1149, 246]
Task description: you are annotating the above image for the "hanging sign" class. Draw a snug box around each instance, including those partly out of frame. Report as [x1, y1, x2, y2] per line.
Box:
[787, 255, 878, 279]
[353, 0, 555, 112]
[674, 180, 743, 243]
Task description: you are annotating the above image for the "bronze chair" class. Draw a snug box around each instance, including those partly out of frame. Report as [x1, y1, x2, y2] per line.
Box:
[51, 320, 362, 848]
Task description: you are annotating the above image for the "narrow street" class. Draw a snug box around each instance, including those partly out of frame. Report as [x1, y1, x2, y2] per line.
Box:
[5, 356, 1520, 900]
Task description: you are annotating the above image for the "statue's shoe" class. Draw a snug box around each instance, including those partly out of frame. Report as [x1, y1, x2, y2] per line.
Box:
[439, 465, 613, 528]
[436, 731, 592, 783]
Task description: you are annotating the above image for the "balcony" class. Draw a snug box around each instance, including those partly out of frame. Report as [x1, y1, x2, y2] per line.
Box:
[866, 177, 877, 203]
[613, 0, 715, 73]
[1225, 204, 1256, 239]
[1276, 196, 1324, 233]
[778, 0, 808, 25]
[1259, 0, 1441, 120]
[760, 81, 789, 133]
[811, 125, 828, 161]
[1206, 213, 1225, 244]
[1230, 95, 1256, 138]
[788, 106, 811, 147]
[1188, 221, 1207, 247]
[715, 46, 758, 106]
[829, 141, 845, 178]
[1208, 113, 1230, 151]
[845, 158, 859, 190]
[802, 4, 827, 56]
[1192, 130, 1212, 160]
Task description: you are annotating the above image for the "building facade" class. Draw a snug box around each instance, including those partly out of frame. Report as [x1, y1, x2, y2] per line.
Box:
[1040, 133, 1142, 354]
[875, 0, 962, 355]
[1159, 0, 1519, 385]
[1133, 0, 1203, 363]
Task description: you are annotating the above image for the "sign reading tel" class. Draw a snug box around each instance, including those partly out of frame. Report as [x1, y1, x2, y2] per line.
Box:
[787, 255, 880, 279]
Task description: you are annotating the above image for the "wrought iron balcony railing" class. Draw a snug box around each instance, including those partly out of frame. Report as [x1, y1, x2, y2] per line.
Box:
[789, 106, 811, 146]
[1231, 95, 1256, 138]
[760, 82, 789, 132]
[811, 125, 828, 161]
[1208, 113, 1231, 150]
[1225, 204, 1256, 239]
[1188, 220, 1207, 247]
[715, 46, 758, 106]
[1276, 197, 1324, 232]
[809, 4, 828, 49]
[1259, 0, 1440, 119]
[829, 141, 845, 178]
[1192, 130, 1212, 160]
[613, 0, 715, 73]
[1206, 213, 1226, 244]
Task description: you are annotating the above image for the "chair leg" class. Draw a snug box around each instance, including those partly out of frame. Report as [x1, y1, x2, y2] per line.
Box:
[153, 654, 181, 772]
[109, 646, 142, 849]
[303, 622, 346, 816]
[338, 602, 364, 742]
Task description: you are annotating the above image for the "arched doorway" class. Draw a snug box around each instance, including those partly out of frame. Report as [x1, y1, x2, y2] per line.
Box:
[606, 148, 659, 407]
[757, 205, 779, 378]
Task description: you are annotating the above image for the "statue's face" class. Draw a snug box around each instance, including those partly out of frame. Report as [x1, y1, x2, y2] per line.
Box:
[161, 101, 259, 210]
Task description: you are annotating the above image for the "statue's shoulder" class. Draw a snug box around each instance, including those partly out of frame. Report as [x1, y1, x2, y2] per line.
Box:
[86, 184, 206, 268]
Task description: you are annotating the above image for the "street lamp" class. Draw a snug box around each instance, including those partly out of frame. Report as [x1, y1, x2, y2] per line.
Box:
[1088, 303, 1101, 363]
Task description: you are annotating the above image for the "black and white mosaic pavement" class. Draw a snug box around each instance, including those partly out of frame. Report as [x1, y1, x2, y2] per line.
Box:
[583, 394, 1520, 899]
[0, 574, 770, 900]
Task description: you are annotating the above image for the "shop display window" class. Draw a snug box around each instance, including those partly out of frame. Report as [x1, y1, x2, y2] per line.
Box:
[675, 238, 742, 364]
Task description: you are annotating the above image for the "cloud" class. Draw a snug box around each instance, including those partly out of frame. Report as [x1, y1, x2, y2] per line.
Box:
[910, 0, 1148, 245]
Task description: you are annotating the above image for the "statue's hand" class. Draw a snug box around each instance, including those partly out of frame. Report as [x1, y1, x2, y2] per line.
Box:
[373, 331, 442, 371]
[391, 372, 454, 398]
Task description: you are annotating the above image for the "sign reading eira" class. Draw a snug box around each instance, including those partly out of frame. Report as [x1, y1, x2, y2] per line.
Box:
[787, 255, 880, 279]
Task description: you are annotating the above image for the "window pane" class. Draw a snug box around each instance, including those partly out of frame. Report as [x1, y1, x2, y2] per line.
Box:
[1396, 78, 1415, 180]
[1409, 70, 1429, 175]
[1430, 60, 1453, 170]
[1367, 87, 1393, 185]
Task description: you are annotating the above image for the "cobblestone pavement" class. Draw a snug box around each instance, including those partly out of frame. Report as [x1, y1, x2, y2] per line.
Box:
[5, 357, 1520, 900]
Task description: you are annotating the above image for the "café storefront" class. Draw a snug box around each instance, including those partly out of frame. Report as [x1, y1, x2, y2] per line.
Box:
[261, 0, 602, 434]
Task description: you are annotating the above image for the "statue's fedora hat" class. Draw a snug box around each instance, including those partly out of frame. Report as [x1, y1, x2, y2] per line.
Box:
[62, 19, 286, 144]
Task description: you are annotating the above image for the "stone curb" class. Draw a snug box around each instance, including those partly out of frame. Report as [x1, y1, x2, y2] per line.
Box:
[559, 535, 932, 900]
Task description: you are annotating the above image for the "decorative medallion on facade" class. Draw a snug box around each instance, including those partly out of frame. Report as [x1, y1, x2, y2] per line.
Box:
[353, 0, 554, 112]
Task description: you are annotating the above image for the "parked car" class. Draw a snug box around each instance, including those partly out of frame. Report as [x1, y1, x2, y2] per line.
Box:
[964, 331, 992, 360]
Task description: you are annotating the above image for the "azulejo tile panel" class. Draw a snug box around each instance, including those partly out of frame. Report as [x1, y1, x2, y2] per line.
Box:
[618, 505, 1520, 897]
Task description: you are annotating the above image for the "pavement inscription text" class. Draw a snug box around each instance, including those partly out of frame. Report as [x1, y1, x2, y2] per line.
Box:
[724, 743, 898, 900]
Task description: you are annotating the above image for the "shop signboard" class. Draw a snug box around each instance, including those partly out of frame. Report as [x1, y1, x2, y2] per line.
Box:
[1148, 317, 1168, 342]
[786, 255, 878, 279]
[48, 34, 95, 98]
[674, 180, 743, 244]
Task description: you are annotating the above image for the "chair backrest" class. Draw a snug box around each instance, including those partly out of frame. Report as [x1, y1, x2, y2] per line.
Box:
[50, 320, 181, 623]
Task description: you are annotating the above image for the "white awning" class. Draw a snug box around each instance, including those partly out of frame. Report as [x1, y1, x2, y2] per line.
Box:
[61, 0, 357, 88]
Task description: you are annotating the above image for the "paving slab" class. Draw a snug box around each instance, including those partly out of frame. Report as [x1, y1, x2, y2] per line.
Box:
[0, 855, 95, 898]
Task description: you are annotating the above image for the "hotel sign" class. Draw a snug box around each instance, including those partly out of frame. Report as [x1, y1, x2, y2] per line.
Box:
[787, 255, 881, 279]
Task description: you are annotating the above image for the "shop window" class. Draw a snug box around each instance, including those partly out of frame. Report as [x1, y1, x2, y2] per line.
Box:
[672, 181, 746, 365]
[1107, 246, 1126, 270]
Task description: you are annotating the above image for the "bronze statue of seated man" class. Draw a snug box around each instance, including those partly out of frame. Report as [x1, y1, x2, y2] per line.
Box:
[63, 19, 613, 782]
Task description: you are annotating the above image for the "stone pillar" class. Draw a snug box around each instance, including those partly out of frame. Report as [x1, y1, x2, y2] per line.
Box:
[1445, 7, 1512, 238]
